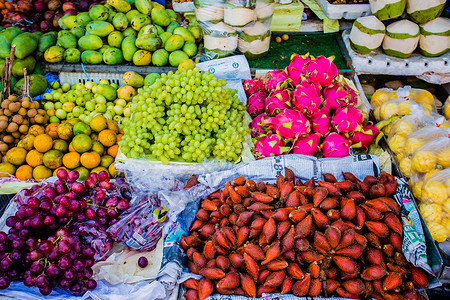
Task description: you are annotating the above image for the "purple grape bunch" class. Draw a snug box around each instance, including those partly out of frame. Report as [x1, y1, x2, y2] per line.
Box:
[0, 169, 132, 296]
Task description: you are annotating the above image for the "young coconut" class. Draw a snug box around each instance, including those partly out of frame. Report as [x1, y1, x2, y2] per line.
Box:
[255, 0, 275, 20]
[382, 20, 420, 58]
[224, 0, 257, 27]
[238, 21, 271, 60]
[369, 0, 406, 21]
[419, 17, 450, 57]
[204, 22, 238, 58]
[406, 0, 446, 24]
[350, 15, 386, 54]
[194, 0, 225, 23]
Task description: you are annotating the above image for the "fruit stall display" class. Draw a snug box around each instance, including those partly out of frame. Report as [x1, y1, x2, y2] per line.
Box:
[43, 1, 202, 67]
[181, 168, 431, 299]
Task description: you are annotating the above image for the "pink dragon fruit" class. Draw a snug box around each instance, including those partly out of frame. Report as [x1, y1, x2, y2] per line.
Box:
[263, 109, 311, 139]
[293, 133, 321, 156]
[322, 132, 351, 158]
[291, 78, 323, 116]
[265, 89, 290, 116]
[254, 132, 289, 158]
[350, 123, 380, 149]
[331, 104, 364, 134]
[286, 53, 311, 86]
[247, 91, 267, 117]
[310, 106, 331, 137]
[323, 82, 358, 110]
[243, 78, 265, 97]
[264, 70, 289, 91]
[250, 113, 266, 138]
[303, 55, 338, 88]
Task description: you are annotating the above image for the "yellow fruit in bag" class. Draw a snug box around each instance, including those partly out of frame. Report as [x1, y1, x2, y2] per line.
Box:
[398, 101, 412, 115]
[410, 89, 435, 106]
[399, 157, 412, 177]
[424, 169, 441, 181]
[419, 202, 443, 223]
[390, 119, 415, 137]
[443, 199, 450, 214]
[412, 150, 437, 173]
[412, 181, 422, 199]
[446, 177, 450, 195]
[371, 89, 396, 107]
[405, 137, 425, 156]
[388, 135, 406, 154]
[380, 102, 399, 120]
[438, 148, 450, 168]
[445, 103, 450, 120]
[427, 222, 448, 242]
[422, 180, 448, 204]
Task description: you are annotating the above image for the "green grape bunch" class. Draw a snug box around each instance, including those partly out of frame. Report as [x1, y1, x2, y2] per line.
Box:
[119, 67, 249, 164]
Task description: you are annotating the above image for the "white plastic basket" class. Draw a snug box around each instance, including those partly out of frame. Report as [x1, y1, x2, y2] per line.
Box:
[317, 0, 371, 20]
[172, 1, 195, 12]
[59, 71, 123, 85]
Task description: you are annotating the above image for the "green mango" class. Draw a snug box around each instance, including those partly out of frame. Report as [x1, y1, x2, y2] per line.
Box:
[32, 32, 43, 39]
[108, 31, 124, 48]
[152, 1, 164, 9]
[63, 15, 78, 29]
[14, 74, 47, 96]
[169, 50, 189, 67]
[58, 30, 72, 38]
[89, 5, 109, 21]
[12, 56, 36, 77]
[123, 71, 144, 87]
[132, 49, 151, 65]
[159, 32, 172, 47]
[36, 31, 57, 59]
[107, 10, 117, 23]
[44, 46, 65, 63]
[135, 34, 162, 51]
[58, 15, 70, 30]
[166, 9, 177, 21]
[0, 37, 10, 59]
[98, 45, 112, 54]
[131, 14, 151, 31]
[57, 33, 77, 49]
[76, 12, 92, 27]
[151, 7, 170, 27]
[103, 47, 124, 65]
[64, 48, 81, 63]
[164, 34, 184, 52]
[183, 41, 198, 57]
[135, 0, 153, 15]
[144, 73, 161, 86]
[166, 22, 180, 34]
[173, 27, 195, 43]
[152, 49, 169, 66]
[155, 25, 164, 35]
[34, 62, 44, 75]
[107, 0, 131, 13]
[81, 50, 103, 64]
[78, 35, 103, 51]
[96, 84, 117, 100]
[71, 27, 85, 39]
[126, 9, 140, 23]
[121, 36, 138, 62]
[1, 27, 22, 44]
[188, 25, 203, 42]
[113, 13, 129, 31]
[86, 21, 115, 37]
[12, 33, 38, 59]
[138, 24, 158, 38]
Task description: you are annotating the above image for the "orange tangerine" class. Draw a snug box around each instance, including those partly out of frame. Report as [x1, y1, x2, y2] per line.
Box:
[33, 165, 52, 181]
[98, 129, 117, 147]
[16, 165, 33, 181]
[107, 144, 118, 158]
[33, 134, 53, 153]
[63, 152, 81, 169]
[80, 151, 101, 169]
[45, 123, 59, 139]
[26, 150, 44, 167]
[28, 125, 45, 136]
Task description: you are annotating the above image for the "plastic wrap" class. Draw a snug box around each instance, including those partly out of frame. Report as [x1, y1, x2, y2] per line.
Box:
[371, 86, 438, 110]
[195, 0, 274, 60]
[417, 169, 450, 243]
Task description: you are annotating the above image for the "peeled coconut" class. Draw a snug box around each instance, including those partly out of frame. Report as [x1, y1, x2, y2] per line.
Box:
[224, 0, 257, 27]
[382, 19, 420, 58]
[419, 17, 450, 57]
[204, 22, 238, 58]
[350, 15, 386, 54]
[369, 0, 406, 21]
[238, 21, 271, 59]
[255, 0, 275, 20]
[194, 0, 225, 22]
[407, 0, 446, 24]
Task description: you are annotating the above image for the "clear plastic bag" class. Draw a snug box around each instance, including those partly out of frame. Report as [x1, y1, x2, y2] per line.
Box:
[195, 0, 274, 60]
[371, 86, 436, 111]
[417, 168, 450, 243]
[107, 192, 169, 252]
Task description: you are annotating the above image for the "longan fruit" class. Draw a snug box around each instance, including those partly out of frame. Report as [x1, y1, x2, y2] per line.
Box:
[8, 95, 17, 101]
[19, 124, 28, 134]
[0, 120, 7, 131]
[21, 99, 31, 108]
[12, 115, 23, 124]
[12, 132, 20, 139]
[20, 118, 28, 125]
[18, 107, 27, 116]
[0, 110, 3, 116]
[33, 101, 39, 109]
[282, 34, 289, 41]
[8, 102, 20, 113]
[21, 97, 30, 102]
[3, 109, 12, 117]
[43, 114, 49, 123]
[37, 109, 46, 116]
[0, 142, 8, 152]
[34, 114, 44, 124]
[30, 118, 36, 124]
[27, 108, 37, 118]
[6, 122, 18, 133]
[1, 100, 10, 109]
[3, 135, 13, 144]
[0, 116, 7, 121]
[275, 36, 282, 43]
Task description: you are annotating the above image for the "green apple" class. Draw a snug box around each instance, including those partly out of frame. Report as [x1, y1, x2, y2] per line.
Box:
[117, 99, 127, 107]
[44, 102, 54, 110]
[72, 106, 83, 117]
[79, 114, 86, 122]
[104, 112, 113, 120]
[99, 79, 109, 85]
[54, 102, 62, 109]
[95, 95, 106, 104]
[49, 116, 60, 123]
[107, 104, 114, 111]
[66, 112, 75, 119]
[63, 102, 75, 112]
[81, 89, 90, 95]
[62, 83, 71, 92]
[111, 83, 118, 89]
[113, 105, 123, 115]
[43, 93, 53, 101]
[84, 115, 93, 123]
[113, 115, 122, 122]
[124, 106, 131, 117]
[85, 100, 96, 111]
[68, 93, 77, 103]
[59, 94, 69, 104]
[75, 83, 84, 90]
[95, 103, 107, 113]
[50, 81, 60, 89]
[53, 92, 62, 100]
[76, 97, 86, 106]
[55, 109, 67, 119]
[85, 81, 94, 90]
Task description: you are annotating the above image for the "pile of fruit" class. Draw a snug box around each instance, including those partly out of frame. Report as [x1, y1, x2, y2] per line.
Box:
[0, 95, 49, 157]
[120, 66, 249, 163]
[246, 53, 384, 159]
[41, 79, 133, 123]
[181, 169, 429, 299]
[0, 115, 120, 181]
[0, 168, 131, 295]
[44, 1, 202, 67]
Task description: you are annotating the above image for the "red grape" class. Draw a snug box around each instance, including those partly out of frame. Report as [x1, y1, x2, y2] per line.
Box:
[27, 197, 39, 209]
[89, 173, 98, 182]
[98, 171, 109, 182]
[117, 199, 130, 210]
[138, 256, 148, 268]
[85, 208, 96, 220]
[39, 200, 52, 212]
[45, 264, 61, 278]
[30, 261, 44, 275]
[35, 274, 49, 288]
[58, 240, 71, 254]
[94, 190, 106, 203]
[44, 187, 57, 199]
[105, 197, 118, 207]
[6, 217, 16, 227]
[85, 278, 97, 290]
[58, 278, 71, 289]
[11, 238, 24, 249]
[39, 240, 54, 255]
[99, 181, 111, 190]
[39, 286, 52, 296]
[68, 200, 81, 212]
[82, 246, 95, 258]
[68, 171, 79, 182]
[55, 206, 68, 218]
[44, 215, 55, 226]
[29, 250, 43, 261]
[58, 255, 72, 270]
[63, 268, 76, 282]
[0, 276, 10, 289]
[56, 169, 68, 180]
[0, 257, 12, 270]
[84, 177, 96, 189]
[71, 182, 86, 194]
